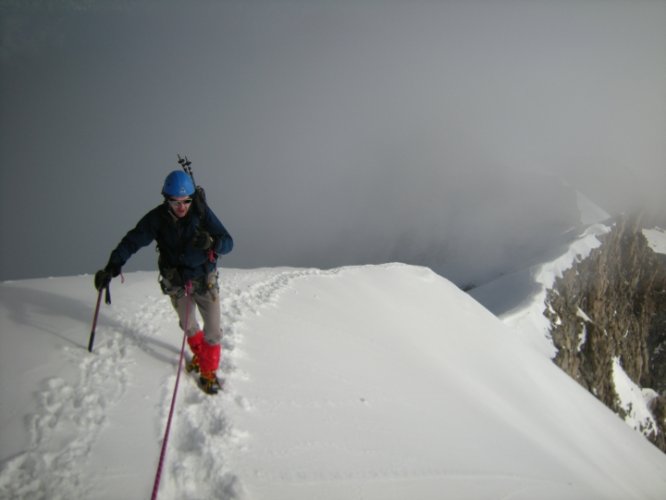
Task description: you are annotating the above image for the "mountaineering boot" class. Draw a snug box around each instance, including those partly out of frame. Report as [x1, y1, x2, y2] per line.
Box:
[186, 330, 205, 373]
[199, 371, 223, 395]
[185, 355, 200, 373]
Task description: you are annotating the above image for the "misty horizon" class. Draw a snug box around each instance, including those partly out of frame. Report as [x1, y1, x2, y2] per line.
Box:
[1, 0, 664, 283]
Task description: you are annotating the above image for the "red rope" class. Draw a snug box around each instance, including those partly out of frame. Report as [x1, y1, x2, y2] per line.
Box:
[151, 281, 193, 500]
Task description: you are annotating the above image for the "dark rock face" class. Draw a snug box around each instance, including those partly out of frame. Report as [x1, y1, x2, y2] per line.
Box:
[545, 215, 666, 452]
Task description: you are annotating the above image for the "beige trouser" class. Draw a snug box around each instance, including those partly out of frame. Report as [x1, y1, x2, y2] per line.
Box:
[161, 271, 222, 345]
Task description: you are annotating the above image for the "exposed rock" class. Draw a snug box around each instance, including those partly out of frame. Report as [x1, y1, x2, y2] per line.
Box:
[545, 214, 666, 452]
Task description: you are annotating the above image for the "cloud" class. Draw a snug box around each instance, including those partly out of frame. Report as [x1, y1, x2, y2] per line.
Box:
[1, 0, 664, 282]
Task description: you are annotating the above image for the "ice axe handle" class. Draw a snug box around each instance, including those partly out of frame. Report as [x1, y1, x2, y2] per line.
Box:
[88, 288, 104, 352]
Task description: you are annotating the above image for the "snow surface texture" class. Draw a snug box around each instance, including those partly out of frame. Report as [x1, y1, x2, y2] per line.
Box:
[2, 264, 666, 499]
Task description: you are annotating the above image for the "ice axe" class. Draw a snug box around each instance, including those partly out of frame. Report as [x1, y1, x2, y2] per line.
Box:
[88, 283, 111, 352]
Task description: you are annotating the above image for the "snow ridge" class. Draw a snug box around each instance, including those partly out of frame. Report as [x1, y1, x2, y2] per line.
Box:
[3, 265, 666, 499]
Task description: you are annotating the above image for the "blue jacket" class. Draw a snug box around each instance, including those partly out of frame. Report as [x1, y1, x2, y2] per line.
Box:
[108, 202, 233, 282]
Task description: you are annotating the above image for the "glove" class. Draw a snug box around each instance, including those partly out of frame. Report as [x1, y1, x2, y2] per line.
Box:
[94, 263, 121, 290]
[94, 269, 112, 291]
[192, 230, 213, 250]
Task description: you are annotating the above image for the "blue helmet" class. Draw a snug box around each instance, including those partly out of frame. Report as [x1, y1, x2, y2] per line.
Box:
[162, 170, 195, 197]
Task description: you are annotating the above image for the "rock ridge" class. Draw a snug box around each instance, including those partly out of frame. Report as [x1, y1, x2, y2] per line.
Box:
[545, 214, 666, 452]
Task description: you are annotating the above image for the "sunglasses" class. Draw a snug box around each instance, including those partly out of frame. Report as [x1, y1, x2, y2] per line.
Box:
[168, 198, 193, 207]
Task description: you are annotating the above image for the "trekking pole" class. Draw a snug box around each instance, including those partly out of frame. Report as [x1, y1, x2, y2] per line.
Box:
[177, 154, 195, 184]
[177, 153, 208, 218]
[88, 288, 104, 352]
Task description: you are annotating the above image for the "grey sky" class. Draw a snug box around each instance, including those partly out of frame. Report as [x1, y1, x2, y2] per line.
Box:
[1, 0, 665, 285]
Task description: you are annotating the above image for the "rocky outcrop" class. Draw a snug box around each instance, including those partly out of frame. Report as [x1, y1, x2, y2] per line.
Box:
[545, 214, 666, 452]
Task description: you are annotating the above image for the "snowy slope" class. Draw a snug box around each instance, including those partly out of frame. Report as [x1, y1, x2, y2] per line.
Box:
[2, 264, 666, 499]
